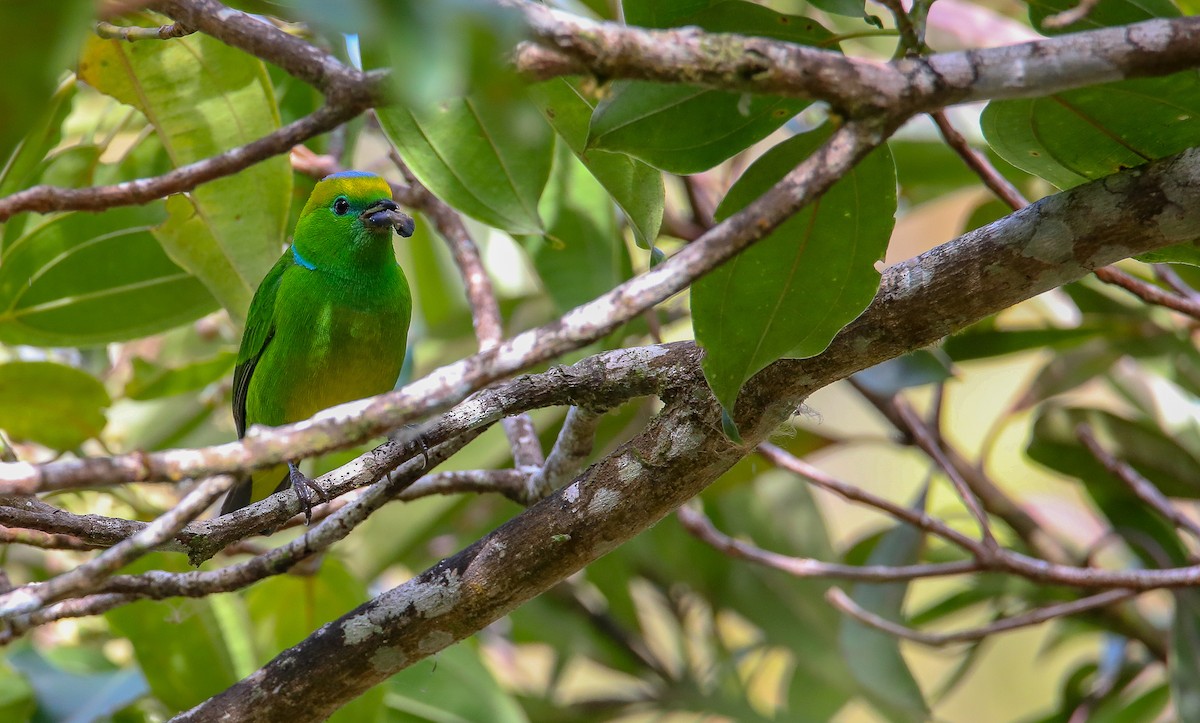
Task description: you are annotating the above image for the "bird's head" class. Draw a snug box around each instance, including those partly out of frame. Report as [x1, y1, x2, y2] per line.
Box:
[291, 171, 415, 273]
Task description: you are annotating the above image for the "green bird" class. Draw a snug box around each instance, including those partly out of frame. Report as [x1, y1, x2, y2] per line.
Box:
[220, 171, 414, 519]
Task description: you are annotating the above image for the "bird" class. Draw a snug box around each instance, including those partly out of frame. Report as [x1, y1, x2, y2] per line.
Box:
[219, 170, 415, 521]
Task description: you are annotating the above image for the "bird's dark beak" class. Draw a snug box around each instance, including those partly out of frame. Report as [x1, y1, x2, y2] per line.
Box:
[361, 199, 415, 237]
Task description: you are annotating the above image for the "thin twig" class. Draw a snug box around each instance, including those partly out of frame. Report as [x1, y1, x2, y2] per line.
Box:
[525, 407, 603, 501]
[0, 526, 103, 551]
[1042, 0, 1103, 29]
[930, 111, 1029, 209]
[1154, 264, 1200, 299]
[1094, 266, 1200, 320]
[0, 594, 134, 644]
[757, 443, 986, 555]
[827, 587, 1137, 646]
[894, 399, 998, 548]
[398, 469, 528, 503]
[0, 475, 235, 619]
[875, 0, 921, 56]
[1078, 424, 1200, 542]
[678, 504, 978, 582]
[95, 20, 194, 41]
[0, 104, 365, 221]
[850, 379, 1071, 563]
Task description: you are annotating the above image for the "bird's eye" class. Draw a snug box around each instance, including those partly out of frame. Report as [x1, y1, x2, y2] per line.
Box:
[332, 197, 351, 216]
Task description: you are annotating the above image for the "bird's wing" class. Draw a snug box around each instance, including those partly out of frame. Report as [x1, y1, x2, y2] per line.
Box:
[232, 253, 292, 438]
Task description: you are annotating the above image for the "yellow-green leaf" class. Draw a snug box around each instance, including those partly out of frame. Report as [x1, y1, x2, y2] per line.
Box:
[79, 23, 290, 320]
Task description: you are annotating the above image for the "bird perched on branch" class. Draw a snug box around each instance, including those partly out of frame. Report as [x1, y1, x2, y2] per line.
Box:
[220, 171, 415, 521]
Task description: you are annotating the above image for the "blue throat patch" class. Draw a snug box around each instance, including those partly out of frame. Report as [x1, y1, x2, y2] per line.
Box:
[323, 169, 375, 180]
[292, 245, 317, 270]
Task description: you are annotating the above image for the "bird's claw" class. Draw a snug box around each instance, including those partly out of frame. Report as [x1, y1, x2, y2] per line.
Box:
[288, 462, 328, 525]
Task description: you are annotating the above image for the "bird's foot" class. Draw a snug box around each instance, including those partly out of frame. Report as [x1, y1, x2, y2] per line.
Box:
[288, 462, 328, 525]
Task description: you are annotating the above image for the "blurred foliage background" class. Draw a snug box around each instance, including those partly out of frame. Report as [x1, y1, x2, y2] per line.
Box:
[2, 0, 1200, 720]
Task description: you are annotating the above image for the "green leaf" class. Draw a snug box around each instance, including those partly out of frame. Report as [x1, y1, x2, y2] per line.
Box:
[1137, 242, 1200, 266]
[838, 490, 930, 721]
[692, 126, 896, 413]
[519, 143, 633, 312]
[0, 362, 109, 450]
[378, 98, 553, 235]
[0, 1, 91, 164]
[529, 78, 664, 248]
[852, 350, 954, 397]
[1171, 590, 1200, 723]
[587, 2, 838, 174]
[981, 72, 1200, 190]
[1027, 0, 1178, 35]
[1028, 406, 1200, 500]
[105, 555, 241, 713]
[0, 205, 217, 346]
[78, 23, 291, 320]
[384, 640, 529, 723]
[124, 352, 237, 401]
[8, 647, 147, 723]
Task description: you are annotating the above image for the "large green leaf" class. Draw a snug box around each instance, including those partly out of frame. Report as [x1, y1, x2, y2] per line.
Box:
[0, 205, 217, 346]
[105, 555, 241, 713]
[692, 126, 896, 413]
[587, 2, 838, 174]
[0, 362, 109, 450]
[529, 78, 664, 248]
[0, 1, 90, 164]
[78, 23, 290, 320]
[378, 98, 553, 235]
[981, 72, 1200, 190]
[839, 492, 930, 721]
[519, 144, 633, 313]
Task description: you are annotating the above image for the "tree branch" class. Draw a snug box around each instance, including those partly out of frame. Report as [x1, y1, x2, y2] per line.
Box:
[826, 587, 1138, 646]
[0, 475, 234, 619]
[512, 5, 1200, 116]
[0, 104, 363, 221]
[678, 504, 977, 582]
